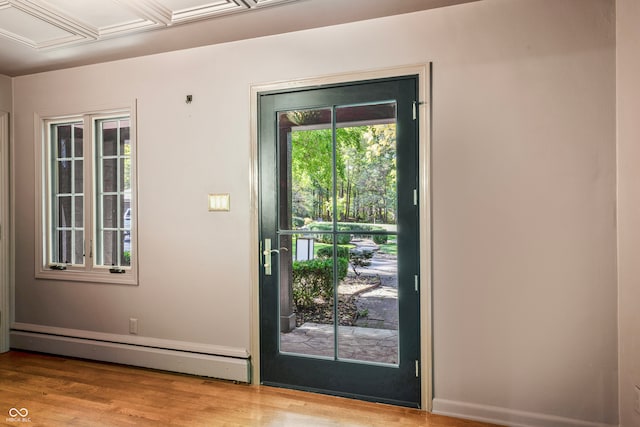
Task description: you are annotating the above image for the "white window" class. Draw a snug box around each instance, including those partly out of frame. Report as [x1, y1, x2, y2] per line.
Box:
[37, 109, 137, 285]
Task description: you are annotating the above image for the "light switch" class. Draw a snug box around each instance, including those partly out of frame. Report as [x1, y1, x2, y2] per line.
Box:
[208, 193, 230, 211]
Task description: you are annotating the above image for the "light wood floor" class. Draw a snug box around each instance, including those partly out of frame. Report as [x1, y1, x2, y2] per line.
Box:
[0, 351, 497, 426]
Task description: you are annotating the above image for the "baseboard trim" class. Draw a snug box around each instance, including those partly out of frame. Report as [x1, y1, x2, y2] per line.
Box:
[10, 326, 250, 383]
[432, 398, 618, 427]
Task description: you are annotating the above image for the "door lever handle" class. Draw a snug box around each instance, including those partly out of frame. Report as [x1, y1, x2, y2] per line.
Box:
[263, 238, 288, 275]
[264, 247, 288, 255]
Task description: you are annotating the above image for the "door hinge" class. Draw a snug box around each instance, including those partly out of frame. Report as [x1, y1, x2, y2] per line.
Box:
[415, 360, 420, 378]
[413, 189, 418, 206]
[412, 101, 424, 120]
[415, 275, 419, 292]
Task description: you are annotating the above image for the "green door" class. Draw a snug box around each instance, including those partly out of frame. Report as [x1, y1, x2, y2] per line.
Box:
[258, 76, 420, 407]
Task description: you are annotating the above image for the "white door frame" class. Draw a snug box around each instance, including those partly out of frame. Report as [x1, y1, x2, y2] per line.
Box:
[0, 112, 9, 353]
[249, 64, 433, 410]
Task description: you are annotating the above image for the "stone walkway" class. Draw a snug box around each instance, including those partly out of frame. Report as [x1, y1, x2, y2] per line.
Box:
[353, 252, 398, 330]
[280, 322, 398, 365]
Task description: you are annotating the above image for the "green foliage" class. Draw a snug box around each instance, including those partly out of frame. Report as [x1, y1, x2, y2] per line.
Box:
[372, 234, 388, 244]
[305, 222, 388, 245]
[378, 242, 397, 256]
[306, 223, 351, 244]
[292, 258, 348, 310]
[348, 248, 374, 276]
[290, 123, 398, 223]
[316, 245, 350, 259]
[123, 251, 131, 265]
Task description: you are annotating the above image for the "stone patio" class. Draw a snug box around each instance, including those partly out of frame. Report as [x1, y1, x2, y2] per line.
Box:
[280, 322, 398, 365]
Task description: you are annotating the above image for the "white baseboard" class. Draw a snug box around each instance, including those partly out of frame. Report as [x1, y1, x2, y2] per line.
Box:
[432, 398, 618, 427]
[10, 325, 250, 383]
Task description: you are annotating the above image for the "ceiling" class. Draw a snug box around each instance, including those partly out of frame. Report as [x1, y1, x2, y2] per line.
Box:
[0, 0, 479, 77]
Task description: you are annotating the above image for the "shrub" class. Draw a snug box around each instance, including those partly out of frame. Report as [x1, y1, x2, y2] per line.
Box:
[316, 245, 350, 259]
[305, 222, 392, 245]
[348, 248, 374, 275]
[372, 234, 388, 244]
[292, 217, 305, 228]
[306, 222, 351, 244]
[292, 258, 348, 309]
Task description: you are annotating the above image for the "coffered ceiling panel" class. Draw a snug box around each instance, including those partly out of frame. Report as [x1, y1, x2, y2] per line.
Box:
[43, 0, 143, 28]
[0, 2, 81, 48]
[0, 0, 481, 76]
[0, 0, 296, 50]
[153, 0, 251, 24]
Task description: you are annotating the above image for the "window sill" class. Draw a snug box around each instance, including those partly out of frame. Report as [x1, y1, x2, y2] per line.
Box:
[35, 267, 138, 286]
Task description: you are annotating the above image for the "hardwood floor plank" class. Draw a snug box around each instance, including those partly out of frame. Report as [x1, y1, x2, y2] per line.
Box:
[0, 351, 498, 426]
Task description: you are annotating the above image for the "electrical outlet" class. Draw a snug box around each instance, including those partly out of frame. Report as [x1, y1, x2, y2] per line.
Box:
[635, 385, 640, 414]
[129, 318, 138, 335]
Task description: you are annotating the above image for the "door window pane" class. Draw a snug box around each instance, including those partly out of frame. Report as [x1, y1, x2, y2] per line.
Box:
[279, 108, 333, 231]
[335, 103, 397, 231]
[280, 234, 336, 358]
[338, 233, 398, 364]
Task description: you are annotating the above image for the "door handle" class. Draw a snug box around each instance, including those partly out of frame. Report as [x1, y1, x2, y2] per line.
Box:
[265, 248, 288, 255]
[263, 238, 288, 275]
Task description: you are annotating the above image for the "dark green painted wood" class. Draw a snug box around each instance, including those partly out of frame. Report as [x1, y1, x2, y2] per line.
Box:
[259, 76, 420, 407]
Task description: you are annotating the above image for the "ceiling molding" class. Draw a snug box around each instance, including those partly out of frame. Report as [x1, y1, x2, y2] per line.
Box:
[165, 1, 248, 24]
[0, 0, 298, 51]
[0, 1, 88, 49]
[114, 0, 173, 26]
[0, 0, 482, 76]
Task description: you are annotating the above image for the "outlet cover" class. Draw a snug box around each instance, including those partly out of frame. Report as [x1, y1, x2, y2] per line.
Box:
[129, 318, 138, 335]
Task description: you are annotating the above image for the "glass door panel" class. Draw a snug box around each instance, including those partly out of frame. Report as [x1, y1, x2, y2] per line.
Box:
[338, 232, 398, 365]
[278, 107, 332, 231]
[277, 101, 401, 364]
[259, 76, 420, 407]
[280, 233, 336, 359]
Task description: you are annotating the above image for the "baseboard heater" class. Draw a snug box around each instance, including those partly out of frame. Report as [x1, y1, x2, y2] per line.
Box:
[10, 325, 250, 383]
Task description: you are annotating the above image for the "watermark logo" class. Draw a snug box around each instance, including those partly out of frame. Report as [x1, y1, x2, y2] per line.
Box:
[6, 407, 31, 423]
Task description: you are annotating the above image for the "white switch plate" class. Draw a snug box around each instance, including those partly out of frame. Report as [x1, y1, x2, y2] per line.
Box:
[208, 193, 230, 211]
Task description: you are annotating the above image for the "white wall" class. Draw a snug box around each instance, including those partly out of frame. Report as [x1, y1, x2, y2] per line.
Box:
[616, 1, 640, 426]
[11, 0, 618, 425]
[0, 74, 10, 353]
[0, 75, 10, 112]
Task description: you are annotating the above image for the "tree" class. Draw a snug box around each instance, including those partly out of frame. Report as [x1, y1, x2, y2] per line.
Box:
[289, 123, 397, 224]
